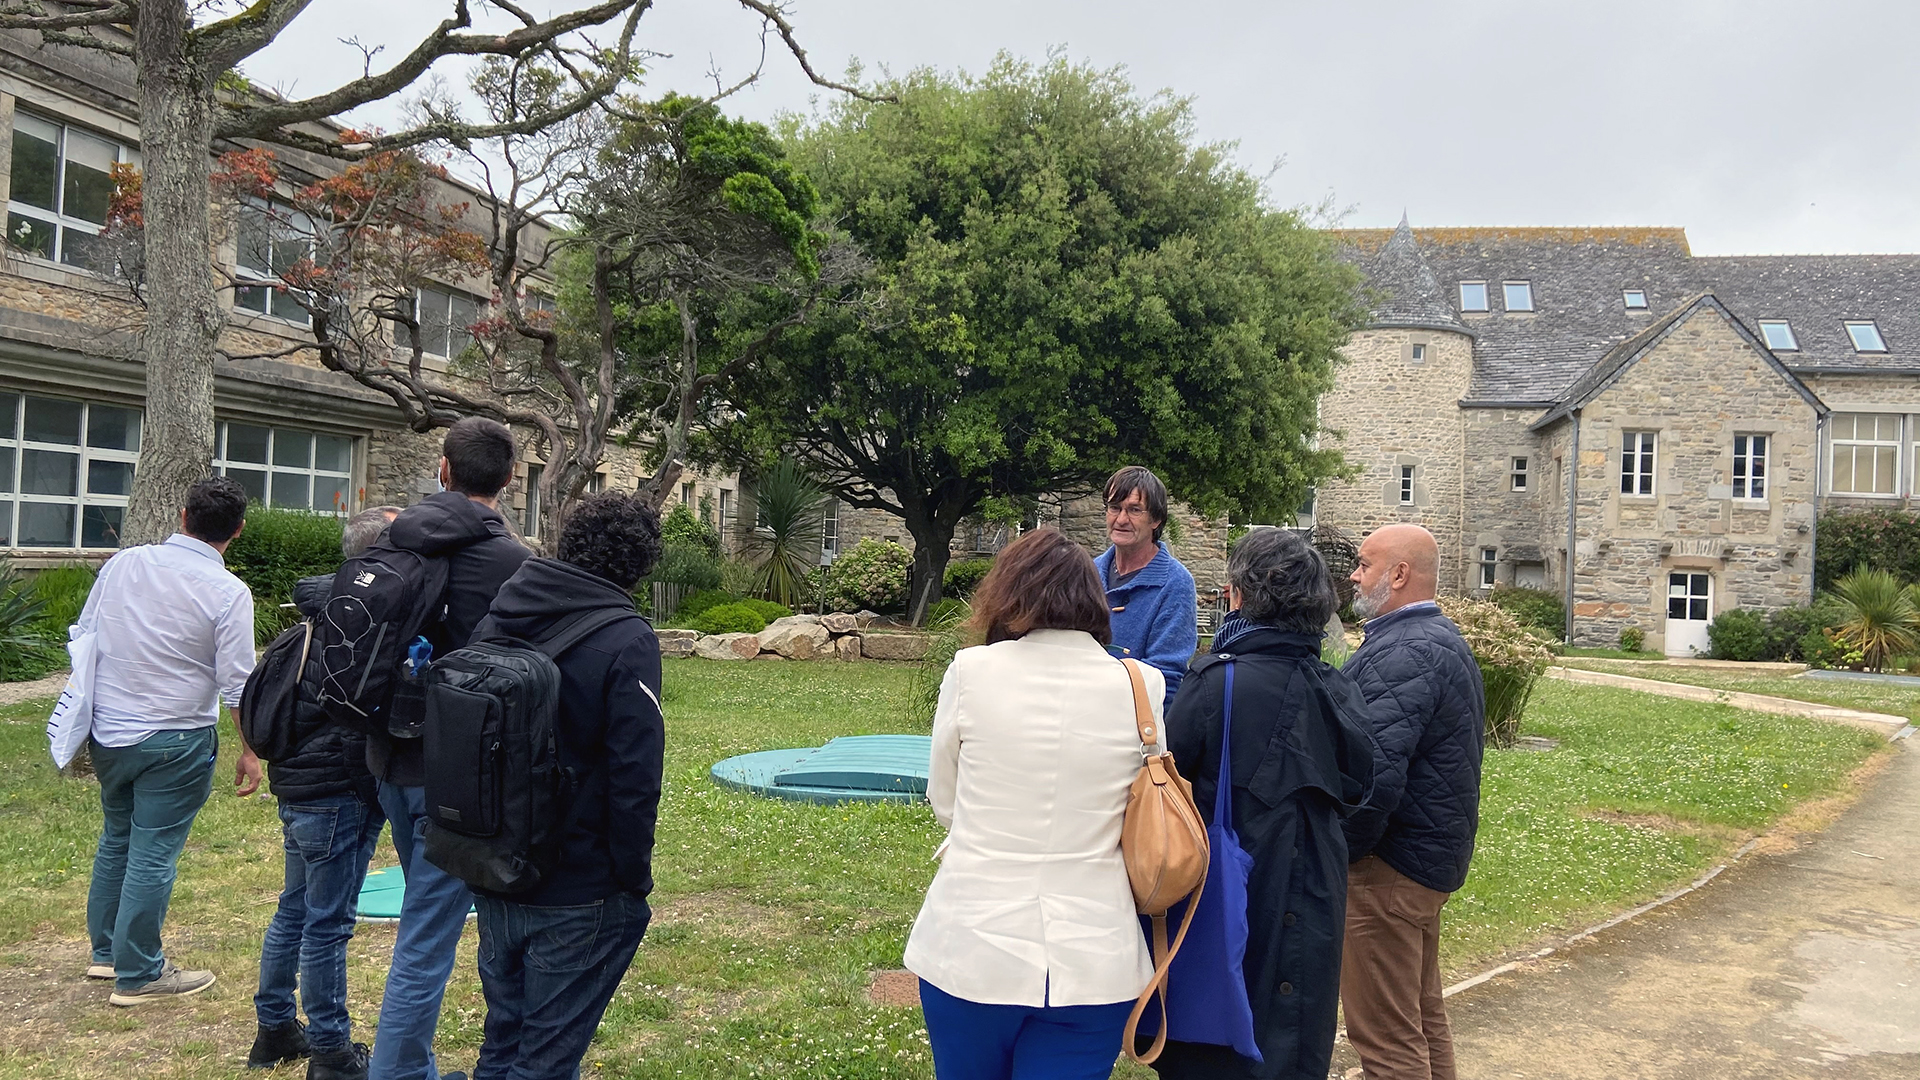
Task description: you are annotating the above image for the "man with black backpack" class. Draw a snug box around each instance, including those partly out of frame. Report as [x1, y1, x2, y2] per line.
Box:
[245, 506, 399, 1079]
[360, 419, 530, 1080]
[446, 492, 663, 1080]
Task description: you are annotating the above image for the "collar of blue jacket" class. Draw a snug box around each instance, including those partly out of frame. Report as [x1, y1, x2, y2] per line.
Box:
[1093, 540, 1177, 593]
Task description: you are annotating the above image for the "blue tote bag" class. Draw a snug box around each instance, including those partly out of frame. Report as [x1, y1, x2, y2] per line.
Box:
[1136, 661, 1263, 1061]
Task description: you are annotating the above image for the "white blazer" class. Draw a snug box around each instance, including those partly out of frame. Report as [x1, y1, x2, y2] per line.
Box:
[904, 628, 1163, 1007]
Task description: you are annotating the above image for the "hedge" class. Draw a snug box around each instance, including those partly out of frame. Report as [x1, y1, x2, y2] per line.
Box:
[1816, 508, 1920, 589]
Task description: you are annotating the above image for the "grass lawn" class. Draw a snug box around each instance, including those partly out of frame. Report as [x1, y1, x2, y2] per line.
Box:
[0, 661, 1889, 1079]
[1558, 646, 1666, 661]
[1557, 658, 1920, 724]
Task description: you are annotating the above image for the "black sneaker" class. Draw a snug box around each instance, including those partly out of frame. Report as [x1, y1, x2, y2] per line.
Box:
[248, 1020, 311, 1069]
[305, 1042, 369, 1080]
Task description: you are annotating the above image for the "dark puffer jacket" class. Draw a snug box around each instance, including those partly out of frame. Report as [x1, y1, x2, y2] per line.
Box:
[1340, 603, 1486, 894]
[265, 575, 376, 805]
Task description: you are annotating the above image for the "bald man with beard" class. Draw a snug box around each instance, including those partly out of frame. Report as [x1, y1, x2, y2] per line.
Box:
[1338, 525, 1486, 1080]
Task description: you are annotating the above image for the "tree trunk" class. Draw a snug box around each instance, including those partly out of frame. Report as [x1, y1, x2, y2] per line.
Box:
[122, 2, 221, 545]
[901, 505, 958, 627]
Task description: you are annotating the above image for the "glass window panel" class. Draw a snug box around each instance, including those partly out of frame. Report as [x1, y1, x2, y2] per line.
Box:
[269, 287, 311, 325]
[1623, 290, 1647, 308]
[272, 429, 312, 468]
[58, 226, 102, 270]
[227, 466, 266, 504]
[1668, 596, 1687, 619]
[449, 292, 479, 355]
[1690, 598, 1709, 621]
[1832, 450, 1855, 494]
[0, 446, 13, 492]
[1875, 446, 1897, 493]
[270, 471, 310, 508]
[225, 423, 270, 463]
[9, 115, 59, 211]
[269, 214, 312, 279]
[17, 501, 74, 547]
[23, 397, 81, 444]
[7, 211, 54, 258]
[1759, 321, 1797, 350]
[61, 129, 117, 225]
[0, 499, 11, 545]
[1459, 282, 1488, 311]
[1846, 322, 1886, 352]
[418, 288, 451, 355]
[314, 434, 351, 473]
[313, 474, 349, 513]
[236, 203, 272, 276]
[234, 284, 271, 315]
[1876, 415, 1900, 441]
[21, 449, 78, 495]
[87, 405, 140, 451]
[86, 459, 133, 496]
[0, 392, 15, 440]
[1503, 282, 1534, 311]
[81, 505, 124, 549]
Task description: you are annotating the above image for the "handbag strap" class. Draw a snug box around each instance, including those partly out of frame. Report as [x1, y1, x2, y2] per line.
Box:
[1215, 661, 1235, 826]
[1122, 865, 1207, 1064]
[1120, 658, 1161, 755]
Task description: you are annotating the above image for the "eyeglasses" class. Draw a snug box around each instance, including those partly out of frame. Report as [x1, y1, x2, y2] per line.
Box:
[1105, 502, 1152, 519]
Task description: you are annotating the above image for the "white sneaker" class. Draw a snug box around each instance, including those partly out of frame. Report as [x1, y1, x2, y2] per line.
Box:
[86, 963, 114, 980]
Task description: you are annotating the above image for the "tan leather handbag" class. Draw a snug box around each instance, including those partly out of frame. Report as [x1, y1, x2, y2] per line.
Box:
[1117, 658, 1210, 1064]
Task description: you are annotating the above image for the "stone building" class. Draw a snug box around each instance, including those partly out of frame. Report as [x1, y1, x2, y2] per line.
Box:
[1320, 221, 1920, 653]
[0, 31, 744, 562]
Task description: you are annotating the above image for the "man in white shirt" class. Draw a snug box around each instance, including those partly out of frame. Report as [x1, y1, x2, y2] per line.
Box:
[81, 477, 258, 1006]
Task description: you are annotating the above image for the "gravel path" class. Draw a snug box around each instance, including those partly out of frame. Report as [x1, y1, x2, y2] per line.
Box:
[0, 671, 69, 706]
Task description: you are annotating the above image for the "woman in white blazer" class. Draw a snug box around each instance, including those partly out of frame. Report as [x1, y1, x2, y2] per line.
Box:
[905, 527, 1163, 1080]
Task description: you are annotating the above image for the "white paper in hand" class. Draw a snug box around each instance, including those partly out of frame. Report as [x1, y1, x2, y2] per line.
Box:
[46, 624, 97, 769]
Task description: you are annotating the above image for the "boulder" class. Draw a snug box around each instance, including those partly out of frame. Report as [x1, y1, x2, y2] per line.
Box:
[766, 613, 822, 630]
[854, 610, 882, 627]
[861, 632, 930, 661]
[760, 621, 831, 660]
[820, 612, 859, 634]
[693, 632, 760, 660]
[832, 633, 863, 660]
[657, 629, 699, 659]
[755, 652, 787, 661]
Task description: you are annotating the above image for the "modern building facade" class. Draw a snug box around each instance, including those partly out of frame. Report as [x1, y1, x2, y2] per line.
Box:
[1322, 221, 1920, 653]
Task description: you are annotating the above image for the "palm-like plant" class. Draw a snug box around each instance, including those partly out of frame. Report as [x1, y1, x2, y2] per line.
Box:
[745, 458, 827, 609]
[1823, 567, 1920, 672]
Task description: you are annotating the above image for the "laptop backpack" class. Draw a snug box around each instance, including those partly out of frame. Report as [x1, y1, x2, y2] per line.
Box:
[311, 542, 451, 735]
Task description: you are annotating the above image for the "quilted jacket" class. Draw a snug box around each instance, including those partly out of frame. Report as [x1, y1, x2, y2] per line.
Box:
[1340, 602, 1486, 893]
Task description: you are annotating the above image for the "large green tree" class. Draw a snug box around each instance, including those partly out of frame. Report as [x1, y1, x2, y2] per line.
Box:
[710, 57, 1367, 623]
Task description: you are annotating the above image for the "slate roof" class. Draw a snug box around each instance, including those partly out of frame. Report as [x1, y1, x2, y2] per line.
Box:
[1334, 225, 1920, 405]
[1349, 218, 1469, 334]
[1530, 294, 1825, 431]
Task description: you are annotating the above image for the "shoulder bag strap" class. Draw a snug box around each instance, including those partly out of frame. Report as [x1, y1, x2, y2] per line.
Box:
[530, 607, 640, 661]
[1120, 658, 1162, 755]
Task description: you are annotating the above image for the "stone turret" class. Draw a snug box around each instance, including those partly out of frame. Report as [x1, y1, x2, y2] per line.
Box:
[1317, 218, 1477, 592]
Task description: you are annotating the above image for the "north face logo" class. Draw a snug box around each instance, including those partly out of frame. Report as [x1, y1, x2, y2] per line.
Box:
[354, 571, 376, 588]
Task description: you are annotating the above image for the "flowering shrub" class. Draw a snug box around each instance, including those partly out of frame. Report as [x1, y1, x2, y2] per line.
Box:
[823, 539, 912, 614]
[1437, 596, 1553, 748]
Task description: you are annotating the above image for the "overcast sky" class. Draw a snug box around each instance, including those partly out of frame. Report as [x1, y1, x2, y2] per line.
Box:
[246, 0, 1920, 255]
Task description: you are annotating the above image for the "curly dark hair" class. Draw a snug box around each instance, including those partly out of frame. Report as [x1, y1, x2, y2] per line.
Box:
[1229, 527, 1336, 634]
[183, 476, 248, 543]
[557, 492, 662, 590]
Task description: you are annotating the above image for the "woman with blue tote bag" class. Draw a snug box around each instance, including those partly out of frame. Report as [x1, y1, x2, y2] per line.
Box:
[1149, 528, 1376, 1080]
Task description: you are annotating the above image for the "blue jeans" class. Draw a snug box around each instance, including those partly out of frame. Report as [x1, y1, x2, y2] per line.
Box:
[86, 727, 218, 989]
[919, 979, 1133, 1080]
[255, 794, 386, 1048]
[472, 890, 650, 1080]
[370, 781, 475, 1080]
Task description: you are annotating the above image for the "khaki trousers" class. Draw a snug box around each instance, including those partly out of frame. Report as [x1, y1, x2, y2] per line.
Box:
[1340, 856, 1456, 1080]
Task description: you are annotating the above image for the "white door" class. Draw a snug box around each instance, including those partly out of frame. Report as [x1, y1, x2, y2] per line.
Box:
[1665, 572, 1712, 656]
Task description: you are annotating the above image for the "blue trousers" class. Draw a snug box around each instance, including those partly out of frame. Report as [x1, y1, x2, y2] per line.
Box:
[919, 979, 1132, 1080]
[473, 890, 651, 1080]
[370, 781, 474, 1080]
[86, 727, 217, 989]
[255, 794, 386, 1049]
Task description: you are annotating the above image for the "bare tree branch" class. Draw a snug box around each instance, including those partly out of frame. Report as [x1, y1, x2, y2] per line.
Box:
[0, 2, 135, 33]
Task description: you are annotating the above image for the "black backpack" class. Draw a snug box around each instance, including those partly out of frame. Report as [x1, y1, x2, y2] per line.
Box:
[312, 542, 452, 735]
[240, 619, 319, 762]
[420, 607, 640, 894]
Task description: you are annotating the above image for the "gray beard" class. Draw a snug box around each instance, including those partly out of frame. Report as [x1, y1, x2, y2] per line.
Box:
[1352, 577, 1394, 620]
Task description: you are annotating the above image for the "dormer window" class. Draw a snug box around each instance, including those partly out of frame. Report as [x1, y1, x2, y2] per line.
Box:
[1459, 281, 1489, 312]
[1623, 289, 1647, 309]
[1758, 320, 1798, 351]
[1845, 320, 1887, 352]
[1502, 281, 1533, 312]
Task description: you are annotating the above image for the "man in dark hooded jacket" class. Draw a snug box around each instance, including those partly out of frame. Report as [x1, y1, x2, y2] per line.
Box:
[467, 492, 664, 1080]
[1339, 524, 1485, 1080]
[248, 505, 399, 1078]
[368, 419, 530, 1080]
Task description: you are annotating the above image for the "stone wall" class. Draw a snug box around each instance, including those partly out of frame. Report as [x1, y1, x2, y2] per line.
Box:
[1462, 408, 1552, 592]
[1565, 307, 1819, 649]
[1317, 325, 1475, 591]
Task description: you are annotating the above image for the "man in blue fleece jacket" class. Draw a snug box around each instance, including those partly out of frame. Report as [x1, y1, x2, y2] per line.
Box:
[1091, 466, 1197, 709]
